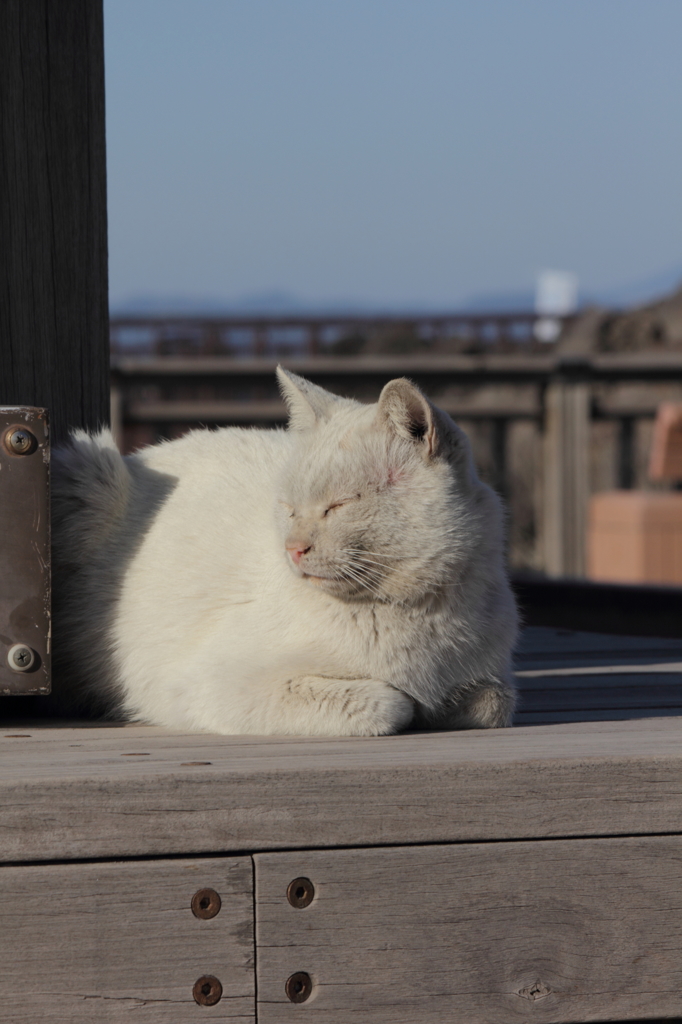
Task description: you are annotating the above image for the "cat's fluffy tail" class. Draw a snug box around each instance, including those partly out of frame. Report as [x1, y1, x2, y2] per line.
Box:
[52, 430, 131, 563]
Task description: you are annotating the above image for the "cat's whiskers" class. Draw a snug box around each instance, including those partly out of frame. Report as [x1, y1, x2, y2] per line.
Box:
[334, 561, 386, 599]
[340, 547, 442, 583]
[343, 552, 425, 586]
[345, 547, 459, 580]
[342, 545, 466, 590]
[340, 547, 405, 563]
[333, 552, 466, 598]
[352, 562, 411, 580]
[301, 560, 382, 598]
[330, 558, 417, 608]
[337, 561, 379, 588]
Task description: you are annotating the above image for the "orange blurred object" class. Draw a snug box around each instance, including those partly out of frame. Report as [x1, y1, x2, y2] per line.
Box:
[588, 491, 682, 584]
[649, 403, 682, 482]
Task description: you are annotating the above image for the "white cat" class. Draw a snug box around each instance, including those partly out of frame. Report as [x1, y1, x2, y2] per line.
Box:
[51, 369, 518, 735]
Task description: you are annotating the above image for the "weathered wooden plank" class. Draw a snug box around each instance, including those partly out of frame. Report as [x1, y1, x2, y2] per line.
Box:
[515, 707, 682, 726]
[110, 350, 682, 378]
[513, 629, 682, 720]
[111, 354, 558, 378]
[518, 682, 682, 710]
[125, 397, 541, 425]
[517, 662, 682, 677]
[515, 626, 682, 670]
[0, 856, 254, 1022]
[254, 837, 682, 1023]
[0, 0, 109, 443]
[0, 718, 682, 862]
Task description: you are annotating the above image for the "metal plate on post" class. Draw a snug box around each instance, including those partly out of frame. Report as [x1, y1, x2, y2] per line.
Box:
[0, 409, 50, 695]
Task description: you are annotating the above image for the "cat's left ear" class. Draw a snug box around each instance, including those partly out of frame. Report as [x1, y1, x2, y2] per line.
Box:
[277, 366, 341, 431]
[377, 378, 469, 463]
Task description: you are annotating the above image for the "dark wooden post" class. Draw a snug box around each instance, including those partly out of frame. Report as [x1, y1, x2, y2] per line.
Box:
[543, 359, 591, 577]
[0, 0, 109, 444]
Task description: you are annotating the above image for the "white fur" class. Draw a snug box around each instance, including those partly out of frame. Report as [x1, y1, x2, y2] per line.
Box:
[51, 369, 518, 735]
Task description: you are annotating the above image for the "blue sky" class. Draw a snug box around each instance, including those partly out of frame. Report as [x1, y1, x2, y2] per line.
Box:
[105, 0, 682, 311]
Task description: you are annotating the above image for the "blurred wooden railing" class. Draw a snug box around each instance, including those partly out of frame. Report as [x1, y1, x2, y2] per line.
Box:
[110, 316, 682, 578]
[110, 311, 568, 360]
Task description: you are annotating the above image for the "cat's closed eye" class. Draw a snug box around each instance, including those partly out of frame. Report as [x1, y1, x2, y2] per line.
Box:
[323, 495, 360, 517]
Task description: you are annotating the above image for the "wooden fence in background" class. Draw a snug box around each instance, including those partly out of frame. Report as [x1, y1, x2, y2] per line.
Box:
[110, 310, 561, 359]
[110, 317, 682, 577]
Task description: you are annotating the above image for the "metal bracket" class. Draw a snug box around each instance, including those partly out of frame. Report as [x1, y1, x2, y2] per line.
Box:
[0, 408, 50, 695]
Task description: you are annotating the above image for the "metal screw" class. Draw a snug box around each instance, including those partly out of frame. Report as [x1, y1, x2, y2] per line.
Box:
[5, 428, 36, 455]
[191, 888, 221, 920]
[285, 972, 313, 1004]
[287, 877, 315, 909]
[193, 975, 222, 1006]
[7, 645, 36, 672]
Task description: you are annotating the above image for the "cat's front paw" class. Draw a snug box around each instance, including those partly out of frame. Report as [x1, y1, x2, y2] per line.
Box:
[350, 680, 415, 736]
[279, 676, 414, 736]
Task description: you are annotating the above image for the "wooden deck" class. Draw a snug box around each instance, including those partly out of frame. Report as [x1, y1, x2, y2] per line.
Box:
[2, 627, 682, 1022]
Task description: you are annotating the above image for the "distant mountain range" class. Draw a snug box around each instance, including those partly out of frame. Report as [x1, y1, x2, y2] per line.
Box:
[463, 264, 682, 313]
[111, 290, 381, 317]
[110, 264, 682, 317]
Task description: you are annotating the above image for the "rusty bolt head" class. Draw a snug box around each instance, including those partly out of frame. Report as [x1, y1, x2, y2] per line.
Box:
[287, 877, 315, 909]
[193, 975, 223, 1006]
[4, 428, 36, 455]
[7, 645, 36, 672]
[285, 972, 313, 1004]
[191, 888, 221, 920]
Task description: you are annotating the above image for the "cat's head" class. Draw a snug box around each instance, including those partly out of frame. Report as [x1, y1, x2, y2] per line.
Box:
[276, 367, 488, 604]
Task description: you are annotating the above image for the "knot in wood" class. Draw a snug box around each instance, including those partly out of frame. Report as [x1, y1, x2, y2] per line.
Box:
[518, 980, 552, 1001]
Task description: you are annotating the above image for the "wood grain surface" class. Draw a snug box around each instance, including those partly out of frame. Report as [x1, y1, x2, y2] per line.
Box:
[0, 625, 680, 1022]
[1, 629, 681, 861]
[513, 628, 682, 722]
[0, 0, 109, 442]
[254, 837, 682, 1023]
[515, 627, 682, 668]
[0, 716, 681, 861]
[0, 856, 254, 1022]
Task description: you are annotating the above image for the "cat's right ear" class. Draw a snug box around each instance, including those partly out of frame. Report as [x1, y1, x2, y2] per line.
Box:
[378, 378, 474, 473]
[277, 366, 339, 431]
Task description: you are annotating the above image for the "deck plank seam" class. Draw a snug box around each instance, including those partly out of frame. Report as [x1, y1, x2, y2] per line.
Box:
[4, 828, 682, 871]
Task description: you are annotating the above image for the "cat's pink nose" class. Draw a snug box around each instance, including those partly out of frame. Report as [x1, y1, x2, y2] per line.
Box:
[286, 543, 311, 565]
